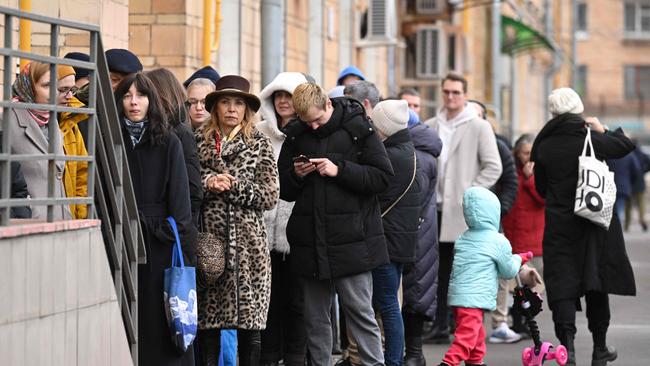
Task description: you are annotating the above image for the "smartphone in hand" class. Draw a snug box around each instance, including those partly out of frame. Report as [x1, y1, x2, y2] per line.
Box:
[292, 155, 311, 164]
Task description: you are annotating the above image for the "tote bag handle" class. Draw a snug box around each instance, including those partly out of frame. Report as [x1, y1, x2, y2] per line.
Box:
[166, 216, 185, 268]
[581, 125, 595, 158]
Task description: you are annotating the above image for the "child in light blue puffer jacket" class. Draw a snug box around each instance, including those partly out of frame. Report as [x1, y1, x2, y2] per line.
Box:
[437, 187, 532, 366]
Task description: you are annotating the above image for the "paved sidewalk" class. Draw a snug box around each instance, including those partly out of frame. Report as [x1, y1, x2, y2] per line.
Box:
[423, 223, 650, 366]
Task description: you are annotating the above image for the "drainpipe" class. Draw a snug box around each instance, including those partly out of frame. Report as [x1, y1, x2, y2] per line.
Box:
[543, 0, 560, 119]
[571, 0, 578, 88]
[491, 0, 502, 120]
[213, 0, 223, 54]
[202, 0, 213, 65]
[261, 0, 284, 86]
[19, 0, 31, 69]
[510, 55, 518, 140]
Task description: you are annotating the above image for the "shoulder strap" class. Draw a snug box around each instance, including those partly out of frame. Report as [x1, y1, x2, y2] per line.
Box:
[166, 216, 185, 268]
[381, 152, 418, 218]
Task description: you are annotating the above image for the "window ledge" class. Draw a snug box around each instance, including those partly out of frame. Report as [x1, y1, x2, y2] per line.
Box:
[576, 31, 589, 41]
[623, 33, 650, 41]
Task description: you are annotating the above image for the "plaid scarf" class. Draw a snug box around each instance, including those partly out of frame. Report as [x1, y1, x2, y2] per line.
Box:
[12, 64, 51, 126]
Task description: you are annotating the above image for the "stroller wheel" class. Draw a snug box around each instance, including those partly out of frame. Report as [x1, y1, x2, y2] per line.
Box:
[522, 347, 534, 365]
[553, 345, 568, 365]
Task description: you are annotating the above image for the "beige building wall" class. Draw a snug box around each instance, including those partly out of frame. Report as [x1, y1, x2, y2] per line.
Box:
[576, 0, 650, 130]
[0, 224, 133, 366]
[2, 0, 390, 103]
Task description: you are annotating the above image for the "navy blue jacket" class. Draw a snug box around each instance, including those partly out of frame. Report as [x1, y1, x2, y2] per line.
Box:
[402, 123, 442, 317]
[608, 152, 641, 199]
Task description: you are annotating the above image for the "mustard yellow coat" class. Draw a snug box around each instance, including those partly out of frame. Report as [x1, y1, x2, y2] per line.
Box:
[59, 97, 89, 219]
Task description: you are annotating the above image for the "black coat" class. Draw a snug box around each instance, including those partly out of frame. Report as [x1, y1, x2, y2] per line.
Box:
[0, 134, 31, 218]
[10, 161, 32, 218]
[377, 128, 420, 263]
[492, 137, 518, 216]
[531, 113, 636, 303]
[122, 125, 197, 366]
[279, 97, 393, 279]
[173, 123, 203, 225]
[402, 123, 442, 318]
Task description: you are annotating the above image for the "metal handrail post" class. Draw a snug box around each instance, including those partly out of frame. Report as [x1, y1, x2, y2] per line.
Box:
[86, 31, 98, 219]
[0, 13, 13, 225]
[46, 23, 60, 222]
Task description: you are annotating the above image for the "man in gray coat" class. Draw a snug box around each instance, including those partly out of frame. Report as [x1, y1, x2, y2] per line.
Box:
[424, 72, 502, 343]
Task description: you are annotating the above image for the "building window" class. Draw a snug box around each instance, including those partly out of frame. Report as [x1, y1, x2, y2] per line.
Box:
[576, 2, 588, 33]
[624, 1, 650, 38]
[624, 65, 650, 100]
[576, 65, 588, 96]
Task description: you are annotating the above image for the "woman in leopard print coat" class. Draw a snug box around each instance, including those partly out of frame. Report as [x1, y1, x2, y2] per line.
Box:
[195, 75, 279, 366]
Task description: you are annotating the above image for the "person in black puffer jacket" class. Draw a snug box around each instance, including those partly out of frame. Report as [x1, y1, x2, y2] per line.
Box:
[279, 83, 393, 366]
[370, 100, 421, 366]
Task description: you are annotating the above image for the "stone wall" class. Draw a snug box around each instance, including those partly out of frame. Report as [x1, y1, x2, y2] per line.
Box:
[0, 221, 133, 366]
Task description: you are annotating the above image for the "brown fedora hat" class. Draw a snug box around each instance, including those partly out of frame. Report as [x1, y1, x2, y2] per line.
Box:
[205, 75, 261, 113]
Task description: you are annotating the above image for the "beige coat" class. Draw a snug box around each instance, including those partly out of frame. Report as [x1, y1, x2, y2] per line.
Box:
[7, 108, 71, 220]
[426, 115, 502, 242]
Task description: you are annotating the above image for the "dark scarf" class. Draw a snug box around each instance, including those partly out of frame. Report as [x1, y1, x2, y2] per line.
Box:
[122, 117, 149, 146]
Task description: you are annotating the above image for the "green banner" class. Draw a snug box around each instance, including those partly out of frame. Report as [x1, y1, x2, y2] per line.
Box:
[501, 15, 554, 55]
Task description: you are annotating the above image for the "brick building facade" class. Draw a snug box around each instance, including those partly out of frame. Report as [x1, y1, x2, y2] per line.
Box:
[575, 0, 650, 134]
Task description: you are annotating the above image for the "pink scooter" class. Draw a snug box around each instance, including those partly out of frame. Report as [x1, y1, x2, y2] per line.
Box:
[513, 274, 568, 366]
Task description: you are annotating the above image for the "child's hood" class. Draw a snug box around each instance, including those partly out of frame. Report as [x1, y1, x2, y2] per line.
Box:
[462, 186, 501, 231]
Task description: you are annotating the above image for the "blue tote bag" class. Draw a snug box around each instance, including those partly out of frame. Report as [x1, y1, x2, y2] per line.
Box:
[164, 216, 198, 353]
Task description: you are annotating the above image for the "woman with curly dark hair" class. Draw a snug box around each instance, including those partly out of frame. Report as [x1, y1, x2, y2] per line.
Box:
[115, 72, 197, 366]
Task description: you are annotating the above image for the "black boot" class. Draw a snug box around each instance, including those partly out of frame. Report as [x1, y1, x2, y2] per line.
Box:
[238, 330, 261, 366]
[404, 336, 426, 366]
[198, 329, 221, 366]
[284, 352, 307, 366]
[592, 345, 617, 366]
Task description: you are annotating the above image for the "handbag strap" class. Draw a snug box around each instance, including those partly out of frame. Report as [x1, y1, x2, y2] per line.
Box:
[581, 126, 594, 158]
[166, 216, 185, 268]
[382, 152, 417, 218]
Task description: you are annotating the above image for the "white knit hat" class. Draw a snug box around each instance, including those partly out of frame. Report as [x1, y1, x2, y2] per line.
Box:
[548, 87, 584, 116]
[371, 99, 409, 137]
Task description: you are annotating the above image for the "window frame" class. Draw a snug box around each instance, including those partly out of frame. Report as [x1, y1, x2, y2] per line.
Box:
[624, 65, 650, 100]
[624, 0, 650, 39]
[576, 65, 588, 97]
[576, 2, 588, 34]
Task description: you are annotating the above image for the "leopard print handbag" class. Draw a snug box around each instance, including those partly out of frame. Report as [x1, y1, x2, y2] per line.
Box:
[196, 206, 226, 287]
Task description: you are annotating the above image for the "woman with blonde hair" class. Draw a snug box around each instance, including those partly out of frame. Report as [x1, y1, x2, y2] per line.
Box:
[195, 75, 278, 366]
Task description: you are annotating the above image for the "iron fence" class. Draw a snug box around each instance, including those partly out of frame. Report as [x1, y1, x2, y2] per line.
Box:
[0, 6, 145, 365]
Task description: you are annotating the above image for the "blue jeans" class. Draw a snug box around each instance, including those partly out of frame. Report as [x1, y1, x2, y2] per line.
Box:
[615, 194, 627, 221]
[372, 262, 404, 366]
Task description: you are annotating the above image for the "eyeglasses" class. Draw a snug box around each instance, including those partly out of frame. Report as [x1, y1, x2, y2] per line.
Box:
[57, 86, 79, 96]
[186, 98, 206, 107]
[442, 89, 463, 97]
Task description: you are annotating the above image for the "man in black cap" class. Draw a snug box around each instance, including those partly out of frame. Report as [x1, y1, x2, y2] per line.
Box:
[182, 65, 221, 88]
[64, 52, 91, 88]
[105, 48, 143, 90]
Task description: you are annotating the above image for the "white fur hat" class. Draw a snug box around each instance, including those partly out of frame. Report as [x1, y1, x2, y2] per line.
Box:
[548, 87, 584, 116]
[371, 99, 409, 137]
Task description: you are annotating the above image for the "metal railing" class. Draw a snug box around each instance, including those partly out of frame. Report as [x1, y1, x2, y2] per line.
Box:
[0, 6, 145, 365]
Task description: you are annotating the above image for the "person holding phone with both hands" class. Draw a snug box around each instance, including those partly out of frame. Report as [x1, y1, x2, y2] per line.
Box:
[278, 82, 393, 366]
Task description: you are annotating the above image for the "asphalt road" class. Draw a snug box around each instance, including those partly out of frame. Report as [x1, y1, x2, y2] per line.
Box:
[423, 223, 650, 366]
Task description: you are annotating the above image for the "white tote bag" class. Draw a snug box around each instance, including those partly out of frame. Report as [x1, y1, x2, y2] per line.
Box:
[574, 127, 617, 229]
